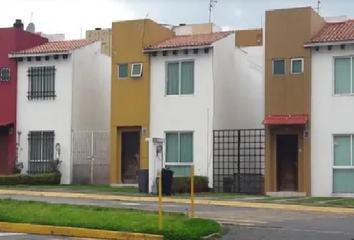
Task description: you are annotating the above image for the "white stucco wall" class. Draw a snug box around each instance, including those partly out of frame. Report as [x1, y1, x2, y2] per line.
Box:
[149, 49, 214, 183]
[16, 56, 74, 184]
[72, 42, 111, 131]
[311, 46, 354, 197]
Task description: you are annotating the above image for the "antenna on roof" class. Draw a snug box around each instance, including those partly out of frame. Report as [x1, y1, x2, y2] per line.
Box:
[209, 0, 217, 23]
[315, 0, 321, 14]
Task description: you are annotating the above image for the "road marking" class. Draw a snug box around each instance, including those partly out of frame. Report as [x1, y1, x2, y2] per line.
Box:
[0, 233, 27, 236]
[119, 202, 141, 206]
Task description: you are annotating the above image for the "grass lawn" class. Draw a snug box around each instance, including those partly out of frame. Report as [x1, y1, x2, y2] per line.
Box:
[0, 199, 222, 240]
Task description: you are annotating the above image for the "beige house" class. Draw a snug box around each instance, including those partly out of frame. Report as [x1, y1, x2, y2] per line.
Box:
[86, 28, 112, 56]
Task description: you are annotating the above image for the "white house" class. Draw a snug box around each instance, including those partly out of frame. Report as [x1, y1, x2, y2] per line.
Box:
[307, 19, 354, 197]
[145, 31, 264, 192]
[9, 39, 111, 184]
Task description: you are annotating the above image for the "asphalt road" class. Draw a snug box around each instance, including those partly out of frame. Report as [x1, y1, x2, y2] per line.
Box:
[1, 194, 354, 240]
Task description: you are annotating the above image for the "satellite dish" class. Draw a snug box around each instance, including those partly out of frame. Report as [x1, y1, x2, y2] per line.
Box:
[26, 22, 35, 33]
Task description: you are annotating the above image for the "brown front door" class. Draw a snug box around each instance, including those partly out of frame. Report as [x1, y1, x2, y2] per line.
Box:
[0, 129, 9, 175]
[121, 131, 140, 184]
[276, 134, 298, 191]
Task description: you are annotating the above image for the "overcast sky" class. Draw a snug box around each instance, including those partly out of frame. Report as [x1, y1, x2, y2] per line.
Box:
[0, 0, 352, 40]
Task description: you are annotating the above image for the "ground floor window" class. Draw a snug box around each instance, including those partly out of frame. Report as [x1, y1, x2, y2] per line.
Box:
[28, 131, 55, 174]
[165, 131, 193, 176]
[333, 135, 354, 193]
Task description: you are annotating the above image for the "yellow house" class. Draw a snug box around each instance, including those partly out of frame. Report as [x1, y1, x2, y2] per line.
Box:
[110, 19, 175, 184]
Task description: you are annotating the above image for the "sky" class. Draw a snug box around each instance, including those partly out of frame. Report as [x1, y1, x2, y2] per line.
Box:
[0, 0, 353, 40]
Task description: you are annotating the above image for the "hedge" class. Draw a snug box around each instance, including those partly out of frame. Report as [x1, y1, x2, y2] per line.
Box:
[0, 173, 61, 185]
[172, 176, 210, 194]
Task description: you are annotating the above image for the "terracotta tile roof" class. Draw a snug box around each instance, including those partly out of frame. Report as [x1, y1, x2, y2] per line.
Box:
[262, 114, 308, 125]
[11, 39, 96, 55]
[307, 20, 354, 44]
[145, 31, 234, 50]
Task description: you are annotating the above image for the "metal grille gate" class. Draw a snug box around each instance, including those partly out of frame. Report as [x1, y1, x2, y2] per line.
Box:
[72, 131, 110, 185]
[213, 129, 265, 194]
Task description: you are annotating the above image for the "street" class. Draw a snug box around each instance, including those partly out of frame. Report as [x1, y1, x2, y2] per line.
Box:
[1, 194, 354, 240]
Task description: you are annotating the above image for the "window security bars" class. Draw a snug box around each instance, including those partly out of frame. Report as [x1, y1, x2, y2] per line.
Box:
[213, 129, 265, 194]
[0, 68, 10, 81]
[28, 131, 55, 174]
[27, 66, 56, 100]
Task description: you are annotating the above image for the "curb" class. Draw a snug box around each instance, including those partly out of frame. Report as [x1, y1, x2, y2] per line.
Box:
[0, 222, 163, 240]
[1, 189, 354, 215]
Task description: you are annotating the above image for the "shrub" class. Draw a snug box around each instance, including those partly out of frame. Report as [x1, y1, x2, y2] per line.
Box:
[0, 173, 61, 186]
[172, 176, 210, 194]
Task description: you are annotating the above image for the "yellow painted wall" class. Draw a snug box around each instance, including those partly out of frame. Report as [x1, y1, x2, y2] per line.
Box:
[110, 19, 174, 184]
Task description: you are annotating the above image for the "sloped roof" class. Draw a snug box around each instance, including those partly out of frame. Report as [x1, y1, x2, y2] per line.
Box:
[307, 20, 354, 44]
[145, 31, 234, 50]
[11, 39, 96, 55]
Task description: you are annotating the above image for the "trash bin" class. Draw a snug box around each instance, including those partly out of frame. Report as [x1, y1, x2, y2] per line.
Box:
[161, 168, 174, 196]
[137, 169, 149, 193]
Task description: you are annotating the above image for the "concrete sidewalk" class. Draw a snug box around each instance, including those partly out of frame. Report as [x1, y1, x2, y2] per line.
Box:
[1, 189, 354, 215]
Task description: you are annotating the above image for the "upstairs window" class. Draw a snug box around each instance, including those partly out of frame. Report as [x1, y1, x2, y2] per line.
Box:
[166, 61, 194, 95]
[334, 57, 354, 95]
[27, 66, 56, 100]
[118, 63, 128, 79]
[0, 68, 10, 81]
[131, 63, 143, 78]
[291, 58, 304, 74]
[273, 59, 285, 75]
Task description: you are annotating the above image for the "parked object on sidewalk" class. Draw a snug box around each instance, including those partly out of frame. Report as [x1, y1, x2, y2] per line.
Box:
[137, 169, 149, 193]
[156, 168, 174, 196]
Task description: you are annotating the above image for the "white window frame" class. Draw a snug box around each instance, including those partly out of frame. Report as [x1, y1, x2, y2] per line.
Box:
[131, 63, 143, 78]
[164, 131, 194, 168]
[291, 58, 304, 74]
[165, 60, 195, 96]
[333, 134, 354, 169]
[118, 63, 128, 79]
[333, 56, 354, 96]
[0, 67, 10, 81]
[272, 59, 286, 75]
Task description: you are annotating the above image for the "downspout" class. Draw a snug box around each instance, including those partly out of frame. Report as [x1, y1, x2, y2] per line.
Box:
[69, 51, 75, 184]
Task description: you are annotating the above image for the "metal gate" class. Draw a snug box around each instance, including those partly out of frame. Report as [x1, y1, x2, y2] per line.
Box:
[213, 129, 265, 194]
[72, 131, 110, 185]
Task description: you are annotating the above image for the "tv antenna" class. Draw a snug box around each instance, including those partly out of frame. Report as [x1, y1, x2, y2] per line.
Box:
[209, 0, 217, 23]
[315, 0, 321, 14]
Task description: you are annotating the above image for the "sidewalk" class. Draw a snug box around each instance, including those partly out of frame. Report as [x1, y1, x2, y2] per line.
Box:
[1, 188, 354, 215]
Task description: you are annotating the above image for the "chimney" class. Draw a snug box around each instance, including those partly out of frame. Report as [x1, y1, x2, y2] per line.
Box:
[13, 19, 24, 30]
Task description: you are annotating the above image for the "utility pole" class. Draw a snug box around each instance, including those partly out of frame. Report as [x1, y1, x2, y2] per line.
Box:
[315, 0, 321, 14]
[209, 0, 217, 23]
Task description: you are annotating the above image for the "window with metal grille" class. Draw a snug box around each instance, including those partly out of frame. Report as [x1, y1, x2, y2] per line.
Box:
[0, 68, 10, 81]
[28, 131, 55, 174]
[27, 66, 56, 100]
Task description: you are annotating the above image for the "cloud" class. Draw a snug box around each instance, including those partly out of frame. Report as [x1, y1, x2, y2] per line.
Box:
[0, 0, 139, 39]
[234, 8, 243, 19]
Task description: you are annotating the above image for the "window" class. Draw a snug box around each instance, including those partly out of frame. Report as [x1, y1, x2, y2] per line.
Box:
[27, 66, 56, 100]
[28, 131, 55, 174]
[118, 63, 128, 78]
[0, 68, 10, 81]
[273, 59, 285, 75]
[333, 135, 354, 193]
[291, 58, 304, 74]
[334, 57, 354, 95]
[131, 63, 143, 77]
[166, 61, 194, 95]
[165, 132, 193, 176]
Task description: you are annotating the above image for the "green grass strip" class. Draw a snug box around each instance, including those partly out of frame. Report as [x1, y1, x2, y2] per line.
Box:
[0, 199, 221, 240]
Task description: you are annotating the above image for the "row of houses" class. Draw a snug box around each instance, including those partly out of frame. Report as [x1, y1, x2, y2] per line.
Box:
[1, 6, 354, 197]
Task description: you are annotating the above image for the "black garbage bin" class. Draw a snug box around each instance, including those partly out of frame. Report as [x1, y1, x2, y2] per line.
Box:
[137, 169, 149, 193]
[161, 168, 174, 196]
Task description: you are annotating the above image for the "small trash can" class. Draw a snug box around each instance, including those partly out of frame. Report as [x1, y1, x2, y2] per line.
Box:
[137, 169, 149, 193]
[162, 168, 174, 196]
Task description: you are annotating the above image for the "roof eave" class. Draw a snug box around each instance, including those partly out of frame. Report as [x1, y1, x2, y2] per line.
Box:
[304, 40, 354, 48]
[8, 51, 71, 58]
[143, 44, 213, 53]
